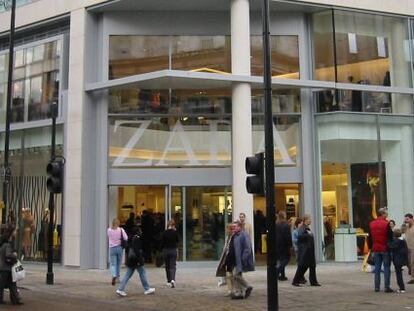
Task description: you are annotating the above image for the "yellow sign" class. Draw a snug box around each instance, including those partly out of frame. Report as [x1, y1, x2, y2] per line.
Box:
[261, 234, 267, 254]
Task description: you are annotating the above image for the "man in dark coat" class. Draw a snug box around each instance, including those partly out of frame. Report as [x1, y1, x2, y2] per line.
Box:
[230, 220, 255, 299]
[276, 211, 292, 281]
[292, 215, 321, 287]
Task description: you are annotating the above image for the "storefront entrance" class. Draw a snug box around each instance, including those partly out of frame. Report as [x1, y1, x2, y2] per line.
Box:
[108, 185, 232, 261]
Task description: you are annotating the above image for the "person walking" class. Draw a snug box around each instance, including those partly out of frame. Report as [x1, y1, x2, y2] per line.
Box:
[216, 223, 235, 295]
[107, 218, 128, 286]
[276, 211, 292, 281]
[292, 215, 321, 287]
[116, 226, 155, 297]
[388, 229, 408, 293]
[161, 220, 179, 288]
[0, 224, 22, 305]
[368, 208, 393, 292]
[229, 220, 254, 299]
[404, 213, 414, 284]
[239, 213, 252, 239]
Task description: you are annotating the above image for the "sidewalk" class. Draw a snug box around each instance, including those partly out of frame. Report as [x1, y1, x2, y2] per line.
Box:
[3, 262, 414, 311]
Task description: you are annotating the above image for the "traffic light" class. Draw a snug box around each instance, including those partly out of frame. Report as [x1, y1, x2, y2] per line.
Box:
[46, 160, 64, 193]
[245, 152, 265, 196]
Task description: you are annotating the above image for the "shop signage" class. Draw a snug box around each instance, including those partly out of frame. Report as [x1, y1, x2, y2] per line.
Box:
[112, 119, 294, 166]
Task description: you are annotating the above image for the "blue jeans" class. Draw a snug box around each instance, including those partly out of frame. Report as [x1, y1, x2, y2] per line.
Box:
[109, 246, 123, 278]
[118, 266, 150, 291]
[373, 252, 391, 290]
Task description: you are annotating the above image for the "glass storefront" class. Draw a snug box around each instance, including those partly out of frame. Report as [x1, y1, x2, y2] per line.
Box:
[109, 185, 231, 261]
[316, 113, 414, 260]
[0, 126, 64, 262]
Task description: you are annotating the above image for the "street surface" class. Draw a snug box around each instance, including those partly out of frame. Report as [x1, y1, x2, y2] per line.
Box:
[2, 262, 414, 310]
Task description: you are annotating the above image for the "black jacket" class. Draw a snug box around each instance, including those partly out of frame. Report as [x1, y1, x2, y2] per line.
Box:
[388, 238, 408, 267]
[296, 226, 316, 267]
[276, 221, 292, 259]
[0, 240, 17, 271]
[126, 234, 145, 268]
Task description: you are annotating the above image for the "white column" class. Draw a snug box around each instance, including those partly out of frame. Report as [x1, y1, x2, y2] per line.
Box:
[231, 0, 254, 230]
[63, 8, 87, 267]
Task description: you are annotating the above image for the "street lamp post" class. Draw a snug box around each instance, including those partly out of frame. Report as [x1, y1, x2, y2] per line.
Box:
[1, 0, 16, 225]
[262, 0, 278, 309]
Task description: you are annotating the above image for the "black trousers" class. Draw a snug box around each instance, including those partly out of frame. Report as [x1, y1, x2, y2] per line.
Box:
[293, 264, 318, 285]
[0, 271, 19, 304]
[394, 265, 405, 290]
[163, 248, 177, 282]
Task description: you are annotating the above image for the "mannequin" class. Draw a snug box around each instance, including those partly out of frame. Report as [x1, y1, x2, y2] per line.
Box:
[22, 208, 35, 259]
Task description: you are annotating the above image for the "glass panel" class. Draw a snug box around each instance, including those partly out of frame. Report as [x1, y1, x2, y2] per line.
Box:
[312, 10, 335, 81]
[109, 115, 232, 167]
[185, 186, 229, 261]
[171, 187, 184, 260]
[0, 40, 61, 124]
[253, 184, 301, 254]
[251, 35, 300, 79]
[12, 80, 24, 123]
[315, 89, 413, 114]
[171, 36, 231, 73]
[317, 113, 382, 260]
[0, 125, 63, 262]
[109, 36, 170, 79]
[109, 185, 166, 262]
[334, 11, 411, 88]
[252, 89, 301, 114]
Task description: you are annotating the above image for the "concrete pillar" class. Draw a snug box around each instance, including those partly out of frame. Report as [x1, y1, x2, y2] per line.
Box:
[63, 8, 87, 267]
[231, 0, 254, 230]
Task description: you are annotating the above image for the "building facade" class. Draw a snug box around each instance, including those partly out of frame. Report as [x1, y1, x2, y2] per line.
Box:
[0, 0, 414, 268]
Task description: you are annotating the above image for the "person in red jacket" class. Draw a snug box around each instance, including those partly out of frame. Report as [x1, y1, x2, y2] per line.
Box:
[368, 208, 393, 293]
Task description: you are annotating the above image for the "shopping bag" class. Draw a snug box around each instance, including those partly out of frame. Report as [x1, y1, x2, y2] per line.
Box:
[11, 260, 25, 282]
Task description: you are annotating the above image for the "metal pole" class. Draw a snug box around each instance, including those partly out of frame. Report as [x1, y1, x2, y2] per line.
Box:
[262, 0, 277, 310]
[46, 103, 57, 285]
[2, 0, 16, 224]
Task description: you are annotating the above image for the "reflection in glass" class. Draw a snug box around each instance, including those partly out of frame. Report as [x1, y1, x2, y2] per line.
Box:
[171, 36, 231, 73]
[315, 89, 413, 114]
[252, 115, 300, 166]
[108, 115, 232, 167]
[185, 187, 230, 261]
[252, 89, 301, 114]
[251, 35, 300, 79]
[312, 11, 335, 81]
[0, 40, 60, 124]
[109, 36, 170, 79]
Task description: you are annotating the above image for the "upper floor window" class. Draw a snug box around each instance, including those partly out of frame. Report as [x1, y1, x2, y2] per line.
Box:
[0, 39, 61, 124]
[0, 0, 39, 13]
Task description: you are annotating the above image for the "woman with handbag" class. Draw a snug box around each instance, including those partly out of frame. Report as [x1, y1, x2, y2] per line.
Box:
[116, 226, 155, 297]
[0, 224, 22, 305]
[107, 218, 128, 286]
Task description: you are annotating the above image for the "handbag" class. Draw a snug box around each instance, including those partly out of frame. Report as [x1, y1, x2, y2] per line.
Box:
[11, 260, 25, 282]
[120, 229, 127, 249]
[367, 251, 375, 266]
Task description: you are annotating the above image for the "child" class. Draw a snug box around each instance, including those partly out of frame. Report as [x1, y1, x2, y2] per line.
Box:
[388, 229, 408, 293]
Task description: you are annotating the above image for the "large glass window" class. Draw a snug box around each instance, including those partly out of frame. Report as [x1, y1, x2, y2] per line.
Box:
[108, 89, 232, 167]
[316, 113, 414, 260]
[251, 35, 300, 79]
[315, 89, 413, 114]
[252, 89, 301, 166]
[0, 40, 61, 124]
[313, 10, 412, 88]
[109, 36, 231, 79]
[0, 126, 63, 262]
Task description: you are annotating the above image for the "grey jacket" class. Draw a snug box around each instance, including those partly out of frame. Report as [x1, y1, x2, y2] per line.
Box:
[0, 241, 17, 271]
[233, 230, 255, 274]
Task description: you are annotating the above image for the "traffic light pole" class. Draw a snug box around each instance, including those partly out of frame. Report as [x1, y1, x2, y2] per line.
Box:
[262, 0, 278, 309]
[46, 103, 58, 285]
[2, 0, 16, 225]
